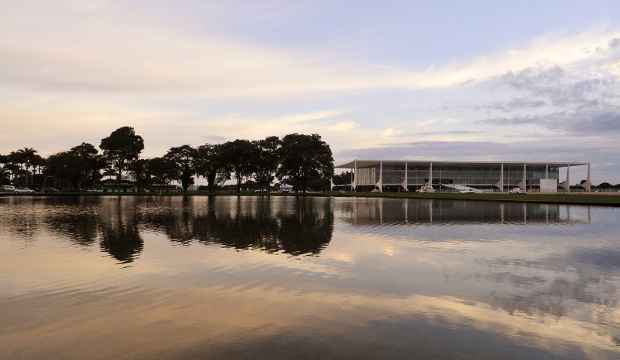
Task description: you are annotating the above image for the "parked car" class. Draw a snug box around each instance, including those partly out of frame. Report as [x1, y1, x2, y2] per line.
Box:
[14, 188, 35, 193]
[509, 187, 524, 194]
[1, 185, 16, 192]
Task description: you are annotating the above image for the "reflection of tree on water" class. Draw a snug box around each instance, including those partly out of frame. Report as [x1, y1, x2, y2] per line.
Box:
[46, 211, 99, 246]
[140, 197, 334, 255]
[276, 203, 334, 255]
[9, 196, 333, 261]
[0, 197, 44, 241]
[98, 197, 143, 264]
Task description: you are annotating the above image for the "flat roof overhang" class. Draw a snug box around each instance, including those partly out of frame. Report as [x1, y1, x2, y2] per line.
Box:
[336, 160, 588, 168]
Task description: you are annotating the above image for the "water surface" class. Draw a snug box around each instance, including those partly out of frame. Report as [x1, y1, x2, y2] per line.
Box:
[1, 196, 619, 359]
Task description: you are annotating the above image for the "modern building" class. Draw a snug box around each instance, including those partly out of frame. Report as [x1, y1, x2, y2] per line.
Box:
[335, 160, 591, 193]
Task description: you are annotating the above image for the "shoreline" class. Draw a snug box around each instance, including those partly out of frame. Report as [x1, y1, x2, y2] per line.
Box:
[2, 191, 620, 206]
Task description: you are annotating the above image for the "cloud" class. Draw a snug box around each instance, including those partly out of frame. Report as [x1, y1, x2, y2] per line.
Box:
[496, 66, 620, 109]
[482, 110, 620, 135]
[2, 1, 620, 181]
[1, 1, 620, 97]
[483, 98, 547, 112]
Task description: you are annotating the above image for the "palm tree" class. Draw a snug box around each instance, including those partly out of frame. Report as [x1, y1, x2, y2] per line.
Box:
[11, 148, 39, 187]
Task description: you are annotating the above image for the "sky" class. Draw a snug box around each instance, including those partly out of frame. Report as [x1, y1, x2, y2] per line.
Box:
[1, 0, 620, 182]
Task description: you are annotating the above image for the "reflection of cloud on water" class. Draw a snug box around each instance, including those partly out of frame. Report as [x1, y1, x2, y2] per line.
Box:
[2, 196, 620, 358]
[3, 282, 617, 359]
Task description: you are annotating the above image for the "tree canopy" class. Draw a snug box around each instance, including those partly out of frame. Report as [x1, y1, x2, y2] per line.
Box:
[100, 126, 144, 184]
[277, 134, 334, 194]
[219, 139, 258, 194]
[1, 127, 336, 194]
[194, 144, 226, 193]
[165, 145, 197, 192]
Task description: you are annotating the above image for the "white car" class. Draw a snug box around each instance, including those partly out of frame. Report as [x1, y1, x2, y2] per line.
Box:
[1, 185, 16, 192]
[509, 187, 524, 194]
[14, 188, 35, 193]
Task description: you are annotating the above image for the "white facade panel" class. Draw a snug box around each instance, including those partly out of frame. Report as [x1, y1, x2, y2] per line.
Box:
[540, 179, 557, 193]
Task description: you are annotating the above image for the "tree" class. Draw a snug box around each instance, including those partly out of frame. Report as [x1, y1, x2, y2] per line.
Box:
[332, 171, 353, 185]
[148, 157, 177, 186]
[99, 127, 144, 185]
[0, 159, 9, 185]
[219, 140, 258, 194]
[253, 136, 281, 193]
[69, 143, 103, 189]
[7, 147, 40, 187]
[130, 159, 150, 192]
[194, 144, 226, 193]
[165, 145, 197, 192]
[45, 151, 82, 190]
[278, 134, 334, 194]
[0, 154, 10, 185]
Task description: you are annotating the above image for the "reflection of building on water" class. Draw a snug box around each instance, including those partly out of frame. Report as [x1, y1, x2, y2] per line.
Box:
[341, 198, 592, 225]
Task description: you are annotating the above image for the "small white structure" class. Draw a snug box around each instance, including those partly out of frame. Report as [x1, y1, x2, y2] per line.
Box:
[539, 179, 558, 193]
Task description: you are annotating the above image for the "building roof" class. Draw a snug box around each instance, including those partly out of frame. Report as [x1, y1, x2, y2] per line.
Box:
[336, 160, 588, 168]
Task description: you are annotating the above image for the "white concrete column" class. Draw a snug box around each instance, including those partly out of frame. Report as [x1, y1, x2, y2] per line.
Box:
[500, 163, 504, 192]
[523, 163, 527, 192]
[429, 162, 433, 187]
[404, 161, 408, 192]
[379, 161, 383, 192]
[353, 160, 358, 191]
[566, 165, 571, 193]
[586, 163, 591, 192]
[545, 164, 549, 178]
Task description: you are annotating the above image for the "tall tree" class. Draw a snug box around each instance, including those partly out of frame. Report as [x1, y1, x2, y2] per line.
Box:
[9, 148, 39, 187]
[45, 151, 81, 190]
[194, 144, 226, 193]
[278, 134, 334, 194]
[99, 127, 144, 185]
[332, 171, 352, 185]
[130, 159, 150, 193]
[148, 157, 177, 186]
[69, 143, 102, 189]
[219, 140, 258, 194]
[253, 136, 281, 193]
[0, 154, 9, 185]
[165, 145, 197, 192]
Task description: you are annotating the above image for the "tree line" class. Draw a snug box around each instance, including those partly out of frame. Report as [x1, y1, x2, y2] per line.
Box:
[0, 126, 334, 194]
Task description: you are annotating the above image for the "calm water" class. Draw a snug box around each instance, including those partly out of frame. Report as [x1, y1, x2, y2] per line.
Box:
[1, 196, 619, 359]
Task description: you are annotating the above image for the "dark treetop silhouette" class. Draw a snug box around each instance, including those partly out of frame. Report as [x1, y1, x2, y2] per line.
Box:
[0, 126, 335, 194]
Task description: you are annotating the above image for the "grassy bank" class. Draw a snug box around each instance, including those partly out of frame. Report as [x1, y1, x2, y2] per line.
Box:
[321, 191, 620, 206]
[2, 190, 620, 206]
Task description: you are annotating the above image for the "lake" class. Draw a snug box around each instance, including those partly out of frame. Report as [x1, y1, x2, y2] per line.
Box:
[1, 196, 619, 359]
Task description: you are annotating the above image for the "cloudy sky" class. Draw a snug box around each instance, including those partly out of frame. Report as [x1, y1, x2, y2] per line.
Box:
[1, 0, 620, 182]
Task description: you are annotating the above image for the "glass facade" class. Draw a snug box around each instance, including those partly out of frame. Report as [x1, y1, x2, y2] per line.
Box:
[346, 161, 569, 192]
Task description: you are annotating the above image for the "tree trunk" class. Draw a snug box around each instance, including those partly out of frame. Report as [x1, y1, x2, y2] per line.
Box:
[207, 172, 216, 193]
[117, 159, 124, 186]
